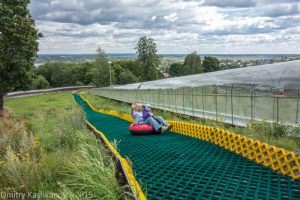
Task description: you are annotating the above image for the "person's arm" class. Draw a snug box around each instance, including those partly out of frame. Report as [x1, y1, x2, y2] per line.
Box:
[131, 102, 137, 117]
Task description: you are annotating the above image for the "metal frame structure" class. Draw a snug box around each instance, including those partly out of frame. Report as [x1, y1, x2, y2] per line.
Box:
[92, 60, 300, 126]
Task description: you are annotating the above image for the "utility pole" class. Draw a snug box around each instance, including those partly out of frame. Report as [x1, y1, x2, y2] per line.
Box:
[108, 61, 112, 86]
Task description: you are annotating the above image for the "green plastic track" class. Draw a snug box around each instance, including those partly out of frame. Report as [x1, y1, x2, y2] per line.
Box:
[74, 94, 300, 200]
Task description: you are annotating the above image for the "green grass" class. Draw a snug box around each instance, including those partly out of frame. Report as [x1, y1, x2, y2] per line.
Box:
[81, 91, 300, 153]
[5, 92, 74, 116]
[1, 91, 129, 199]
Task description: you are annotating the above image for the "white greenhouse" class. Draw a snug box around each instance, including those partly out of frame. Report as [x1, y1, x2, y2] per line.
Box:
[92, 60, 300, 126]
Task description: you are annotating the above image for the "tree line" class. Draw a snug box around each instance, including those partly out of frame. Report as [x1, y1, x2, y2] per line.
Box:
[33, 38, 221, 88]
[33, 59, 143, 89]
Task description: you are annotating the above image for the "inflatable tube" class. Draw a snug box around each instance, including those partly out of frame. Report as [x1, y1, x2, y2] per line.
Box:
[129, 124, 158, 135]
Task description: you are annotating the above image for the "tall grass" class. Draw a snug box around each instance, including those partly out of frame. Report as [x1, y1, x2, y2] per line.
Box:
[0, 108, 40, 194]
[57, 133, 122, 199]
[1, 92, 129, 199]
[31, 108, 85, 152]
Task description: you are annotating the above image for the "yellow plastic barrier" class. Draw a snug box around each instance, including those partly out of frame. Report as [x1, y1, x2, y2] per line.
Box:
[168, 120, 300, 180]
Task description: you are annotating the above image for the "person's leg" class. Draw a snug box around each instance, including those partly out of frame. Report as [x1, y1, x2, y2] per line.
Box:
[154, 116, 173, 131]
[154, 116, 168, 126]
[145, 117, 162, 132]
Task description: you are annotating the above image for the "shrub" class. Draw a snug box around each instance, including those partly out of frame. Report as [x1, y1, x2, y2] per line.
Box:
[32, 75, 50, 89]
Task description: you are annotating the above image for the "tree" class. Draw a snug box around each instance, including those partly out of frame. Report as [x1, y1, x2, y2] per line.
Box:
[93, 47, 114, 87]
[118, 69, 138, 84]
[135, 36, 161, 81]
[111, 60, 143, 84]
[183, 52, 202, 75]
[113, 60, 142, 80]
[35, 62, 96, 87]
[32, 75, 49, 89]
[0, 0, 41, 116]
[169, 62, 184, 77]
[203, 56, 220, 73]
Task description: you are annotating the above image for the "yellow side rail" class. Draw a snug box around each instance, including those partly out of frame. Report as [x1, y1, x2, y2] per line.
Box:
[168, 120, 300, 180]
[86, 121, 146, 200]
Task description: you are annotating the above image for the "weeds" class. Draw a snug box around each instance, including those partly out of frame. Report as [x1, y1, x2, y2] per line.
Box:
[31, 108, 85, 152]
[2, 92, 129, 199]
[58, 133, 121, 199]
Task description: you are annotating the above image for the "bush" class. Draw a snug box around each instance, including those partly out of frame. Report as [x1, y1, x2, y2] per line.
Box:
[75, 81, 84, 86]
[32, 75, 50, 89]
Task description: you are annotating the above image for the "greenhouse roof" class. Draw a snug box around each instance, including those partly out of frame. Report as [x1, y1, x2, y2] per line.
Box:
[110, 60, 300, 91]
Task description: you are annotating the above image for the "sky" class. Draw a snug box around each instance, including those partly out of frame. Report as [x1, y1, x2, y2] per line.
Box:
[29, 0, 300, 54]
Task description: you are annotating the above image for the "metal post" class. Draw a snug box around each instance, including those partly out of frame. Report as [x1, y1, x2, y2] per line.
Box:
[135, 89, 138, 100]
[215, 86, 218, 121]
[109, 62, 112, 86]
[182, 88, 185, 114]
[272, 96, 276, 121]
[297, 88, 300, 124]
[191, 87, 195, 117]
[250, 87, 253, 121]
[276, 96, 279, 123]
[231, 88, 234, 125]
[163, 89, 165, 108]
[176, 88, 178, 113]
[237, 90, 240, 116]
[152, 90, 154, 106]
[157, 89, 160, 108]
[225, 86, 228, 114]
[202, 87, 205, 118]
[168, 89, 171, 111]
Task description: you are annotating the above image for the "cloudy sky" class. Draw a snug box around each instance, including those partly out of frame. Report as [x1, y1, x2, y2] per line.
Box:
[29, 0, 300, 54]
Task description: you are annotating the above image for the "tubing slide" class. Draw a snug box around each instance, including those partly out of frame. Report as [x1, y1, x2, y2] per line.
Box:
[74, 94, 300, 200]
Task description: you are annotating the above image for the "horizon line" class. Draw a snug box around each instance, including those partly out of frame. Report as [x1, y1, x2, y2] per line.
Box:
[37, 53, 300, 55]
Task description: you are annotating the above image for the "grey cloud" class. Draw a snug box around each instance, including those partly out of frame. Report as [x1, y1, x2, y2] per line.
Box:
[201, 25, 278, 36]
[263, 4, 300, 17]
[30, 0, 163, 26]
[260, 0, 300, 4]
[29, 0, 300, 54]
[273, 15, 300, 29]
[30, 0, 127, 25]
[202, 0, 256, 8]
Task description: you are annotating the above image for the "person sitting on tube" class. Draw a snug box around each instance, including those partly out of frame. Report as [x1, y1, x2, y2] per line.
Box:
[142, 104, 172, 133]
[131, 101, 144, 124]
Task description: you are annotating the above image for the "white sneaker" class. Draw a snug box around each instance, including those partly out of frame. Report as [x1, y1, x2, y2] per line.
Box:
[161, 126, 168, 133]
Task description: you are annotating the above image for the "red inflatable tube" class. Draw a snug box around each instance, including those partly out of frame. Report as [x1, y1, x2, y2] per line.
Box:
[129, 124, 159, 135]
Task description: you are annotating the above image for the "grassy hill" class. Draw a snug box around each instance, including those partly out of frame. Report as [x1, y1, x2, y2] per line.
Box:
[1, 91, 130, 199]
